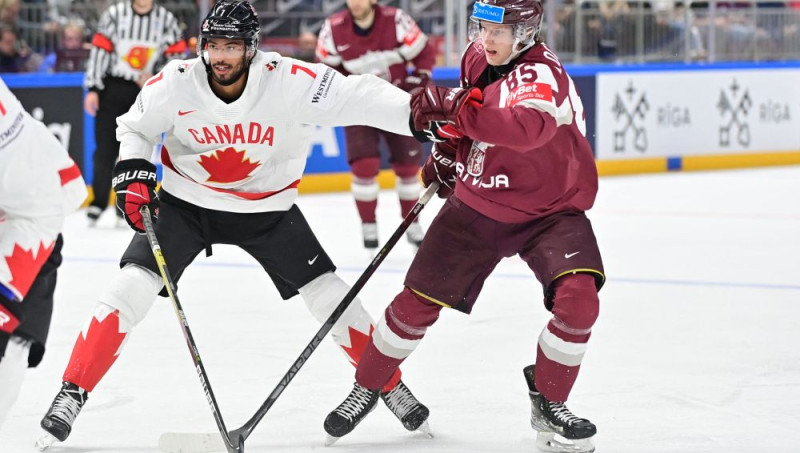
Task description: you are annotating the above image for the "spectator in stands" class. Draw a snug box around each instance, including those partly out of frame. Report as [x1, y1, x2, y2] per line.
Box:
[294, 30, 317, 62]
[0, 23, 33, 72]
[37, 19, 90, 73]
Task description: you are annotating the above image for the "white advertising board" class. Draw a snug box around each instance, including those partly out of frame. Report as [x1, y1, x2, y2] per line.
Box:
[595, 69, 800, 160]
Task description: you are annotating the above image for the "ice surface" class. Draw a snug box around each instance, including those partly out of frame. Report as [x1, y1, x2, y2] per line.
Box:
[2, 167, 799, 452]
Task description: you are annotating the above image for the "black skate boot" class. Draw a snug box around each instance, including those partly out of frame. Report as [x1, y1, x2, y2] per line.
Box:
[86, 206, 102, 227]
[362, 222, 379, 250]
[324, 382, 380, 445]
[523, 365, 596, 453]
[381, 380, 432, 436]
[36, 382, 89, 451]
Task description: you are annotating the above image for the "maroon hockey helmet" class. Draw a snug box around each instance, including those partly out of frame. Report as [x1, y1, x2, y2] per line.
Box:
[469, 0, 543, 60]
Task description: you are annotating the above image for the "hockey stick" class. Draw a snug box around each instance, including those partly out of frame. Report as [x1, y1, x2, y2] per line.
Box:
[158, 182, 440, 453]
[140, 206, 244, 453]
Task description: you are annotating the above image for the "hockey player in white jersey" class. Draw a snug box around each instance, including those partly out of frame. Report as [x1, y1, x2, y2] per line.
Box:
[37, 1, 429, 449]
[0, 78, 87, 432]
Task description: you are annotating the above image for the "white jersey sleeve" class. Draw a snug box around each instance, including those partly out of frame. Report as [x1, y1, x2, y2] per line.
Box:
[394, 9, 428, 62]
[116, 62, 177, 161]
[315, 19, 342, 68]
[280, 59, 411, 136]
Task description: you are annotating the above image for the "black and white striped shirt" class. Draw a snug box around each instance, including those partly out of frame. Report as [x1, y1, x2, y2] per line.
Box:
[85, 1, 186, 91]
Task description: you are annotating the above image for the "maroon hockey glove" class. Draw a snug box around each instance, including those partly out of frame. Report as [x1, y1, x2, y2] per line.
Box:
[397, 70, 431, 92]
[112, 159, 159, 234]
[411, 84, 483, 131]
[421, 140, 458, 199]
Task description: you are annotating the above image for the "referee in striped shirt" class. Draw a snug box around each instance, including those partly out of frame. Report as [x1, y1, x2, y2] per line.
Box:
[84, 0, 186, 225]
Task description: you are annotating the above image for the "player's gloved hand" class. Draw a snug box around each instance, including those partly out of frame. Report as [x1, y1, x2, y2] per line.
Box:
[421, 140, 458, 199]
[398, 70, 430, 92]
[410, 84, 483, 131]
[409, 117, 464, 143]
[112, 158, 159, 234]
[1, 293, 21, 361]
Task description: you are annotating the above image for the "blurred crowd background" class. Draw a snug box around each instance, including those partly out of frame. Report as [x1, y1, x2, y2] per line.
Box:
[2, 0, 800, 74]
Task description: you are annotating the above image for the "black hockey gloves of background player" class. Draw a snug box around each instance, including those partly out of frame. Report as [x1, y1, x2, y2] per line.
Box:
[112, 158, 159, 234]
[0, 291, 21, 360]
[422, 140, 458, 199]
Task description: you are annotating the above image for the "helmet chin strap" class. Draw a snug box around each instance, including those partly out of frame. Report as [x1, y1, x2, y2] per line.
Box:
[499, 36, 535, 65]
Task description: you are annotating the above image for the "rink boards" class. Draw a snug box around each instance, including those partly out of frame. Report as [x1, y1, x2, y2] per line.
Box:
[4, 61, 800, 195]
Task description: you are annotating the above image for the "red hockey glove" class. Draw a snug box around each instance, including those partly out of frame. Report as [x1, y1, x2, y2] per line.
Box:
[410, 85, 483, 131]
[1, 296, 21, 360]
[397, 70, 431, 92]
[112, 159, 159, 234]
[421, 140, 458, 199]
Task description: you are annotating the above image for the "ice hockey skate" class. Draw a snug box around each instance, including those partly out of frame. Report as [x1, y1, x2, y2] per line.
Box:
[524, 365, 596, 453]
[324, 380, 432, 446]
[381, 380, 432, 437]
[404, 221, 425, 250]
[36, 382, 88, 451]
[362, 222, 379, 250]
[86, 206, 102, 227]
[324, 382, 380, 446]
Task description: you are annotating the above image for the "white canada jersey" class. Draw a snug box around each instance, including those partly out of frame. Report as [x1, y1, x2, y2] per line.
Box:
[1, 77, 87, 300]
[117, 51, 412, 212]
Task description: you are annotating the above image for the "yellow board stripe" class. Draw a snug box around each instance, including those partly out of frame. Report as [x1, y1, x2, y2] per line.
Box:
[596, 157, 667, 176]
[598, 150, 800, 176]
[80, 151, 800, 206]
[681, 151, 800, 171]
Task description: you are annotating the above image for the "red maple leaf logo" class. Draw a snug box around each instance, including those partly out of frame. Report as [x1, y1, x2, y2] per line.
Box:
[64, 310, 128, 391]
[5, 241, 54, 298]
[198, 147, 261, 183]
[341, 325, 375, 366]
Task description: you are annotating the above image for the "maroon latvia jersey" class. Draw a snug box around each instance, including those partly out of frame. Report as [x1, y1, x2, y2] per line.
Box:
[452, 41, 598, 224]
[316, 5, 435, 85]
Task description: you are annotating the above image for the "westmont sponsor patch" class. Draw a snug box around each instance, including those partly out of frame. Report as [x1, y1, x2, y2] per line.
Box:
[309, 67, 339, 110]
[506, 82, 553, 107]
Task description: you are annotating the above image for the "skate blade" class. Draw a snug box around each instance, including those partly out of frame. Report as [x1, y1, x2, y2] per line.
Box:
[416, 420, 434, 438]
[536, 432, 595, 453]
[324, 434, 340, 447]
[35, 432, 58, 452]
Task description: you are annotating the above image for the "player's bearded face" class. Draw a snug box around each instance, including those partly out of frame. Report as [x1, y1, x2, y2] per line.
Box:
[207, 39, 248, 86]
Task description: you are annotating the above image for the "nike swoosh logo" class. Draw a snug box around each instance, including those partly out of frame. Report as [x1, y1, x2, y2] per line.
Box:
[178, 110, 196, 116]
[336, 44, 351, 52]
[564, 252, 581, 259]
[308, 255, 319, 265]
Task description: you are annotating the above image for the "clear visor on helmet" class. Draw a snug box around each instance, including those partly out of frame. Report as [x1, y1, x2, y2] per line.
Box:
[468, 18, 516, 46]
[468, 17, 537, 49]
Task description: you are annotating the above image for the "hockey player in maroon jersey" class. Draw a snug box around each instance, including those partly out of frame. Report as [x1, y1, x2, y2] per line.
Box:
[316, 0, 436, 252]
[36, 1, 430, 450]
[324, 1, 604, 452]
